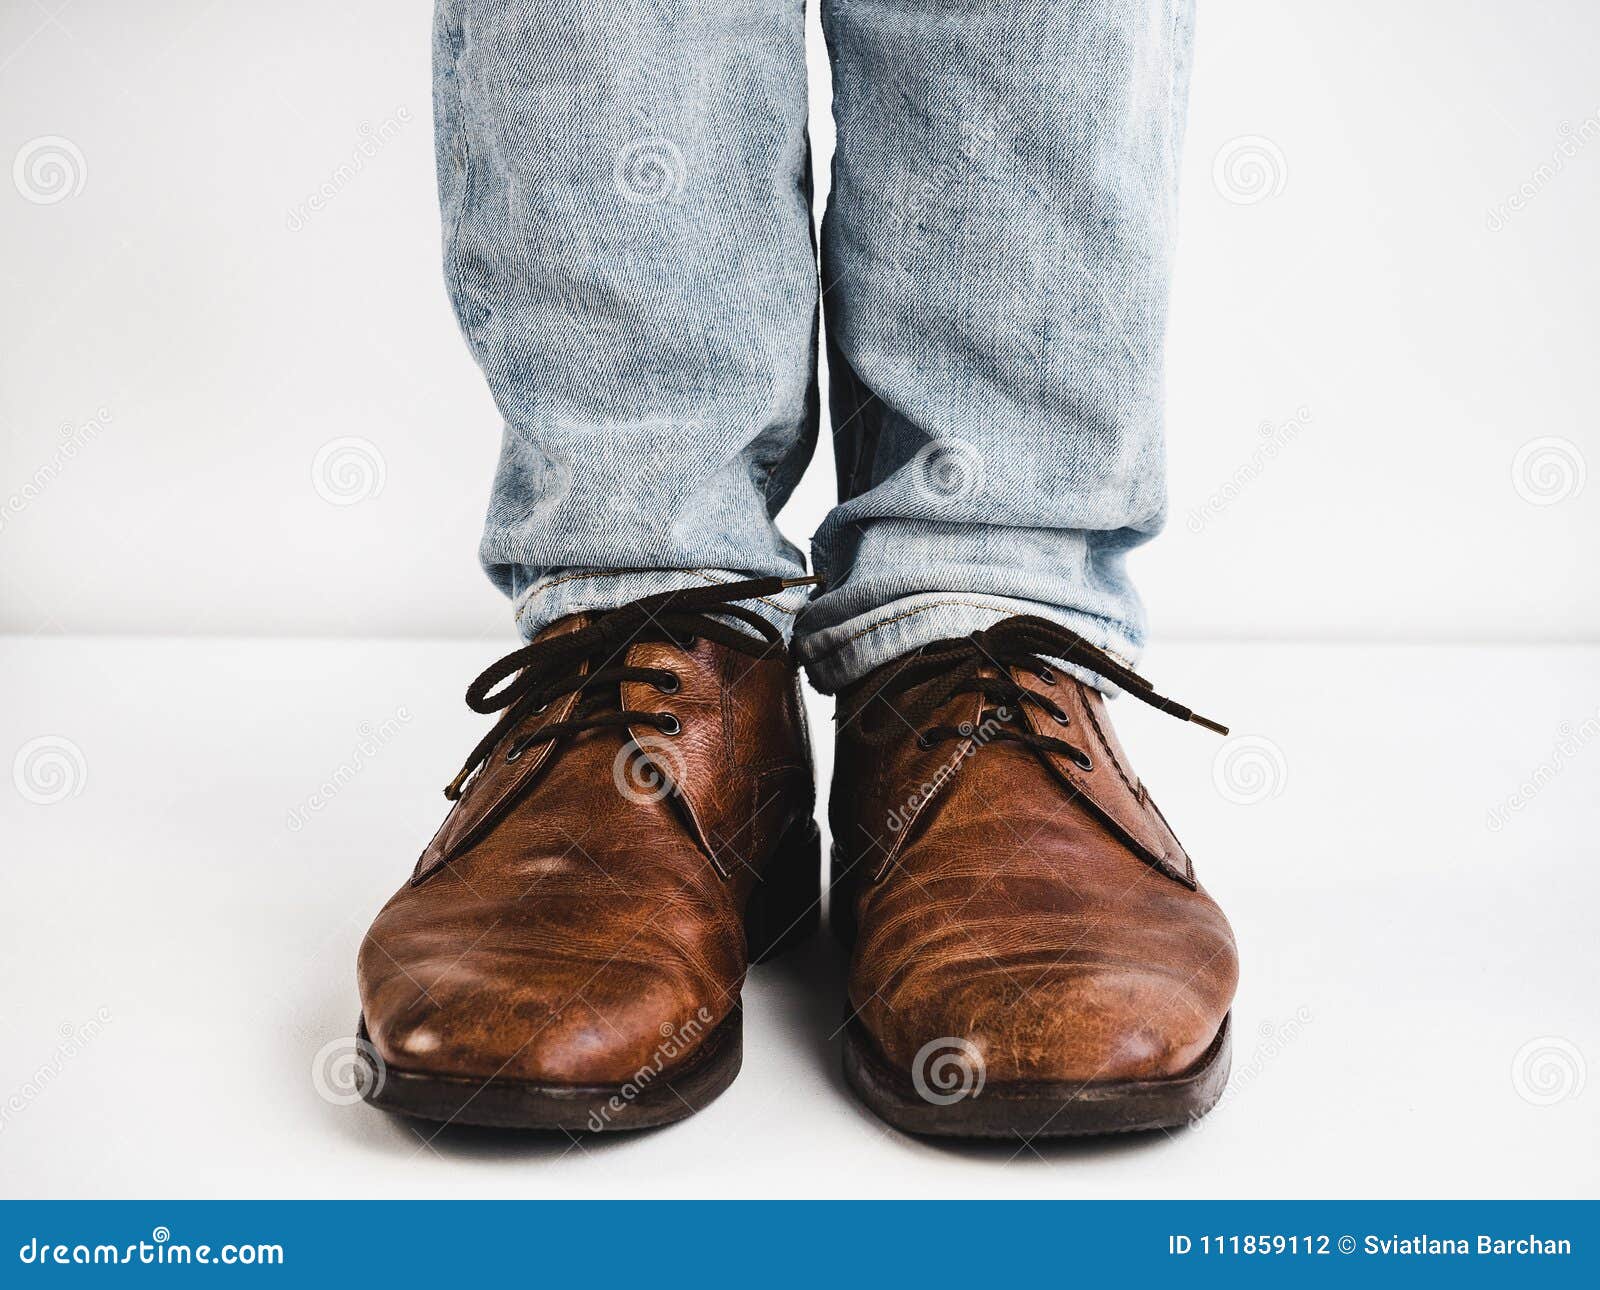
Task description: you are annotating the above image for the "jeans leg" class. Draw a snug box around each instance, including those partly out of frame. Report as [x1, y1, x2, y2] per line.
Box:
[799, 0, 1196, 691]
[435, 0, 819, 637]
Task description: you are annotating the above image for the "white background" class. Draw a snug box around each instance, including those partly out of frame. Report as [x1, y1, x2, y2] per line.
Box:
[2, 1, 1597, 1200]
[1, 0, 1595, 641]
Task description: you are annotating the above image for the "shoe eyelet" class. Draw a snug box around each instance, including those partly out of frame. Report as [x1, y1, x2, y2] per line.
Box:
[505, 741, 525, 763]
[915, 734, 932, 751]
[1037, 666, 1057, 686]
[678, 634, 697, 650]
[1070, 749, 1094, 772]
[655, 672, 680, 695]
[656, 713, 682, 736]
[533, 701, 550, 716]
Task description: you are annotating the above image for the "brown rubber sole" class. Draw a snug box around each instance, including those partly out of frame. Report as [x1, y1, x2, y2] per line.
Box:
[842, 1011, 1233, 1139]
[357, 819, 821, 1132]
[356, 1005, 743, 1131]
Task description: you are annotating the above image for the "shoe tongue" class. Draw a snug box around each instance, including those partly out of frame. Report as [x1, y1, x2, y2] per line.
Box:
[530, 612, 593, 644]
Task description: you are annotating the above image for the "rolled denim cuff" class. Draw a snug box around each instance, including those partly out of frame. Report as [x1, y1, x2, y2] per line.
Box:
[796, 592, 1142, 696]
[510, 568, 808, 644]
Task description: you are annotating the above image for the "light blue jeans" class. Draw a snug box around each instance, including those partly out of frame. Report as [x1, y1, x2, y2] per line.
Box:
[435, 0, 1194, 693]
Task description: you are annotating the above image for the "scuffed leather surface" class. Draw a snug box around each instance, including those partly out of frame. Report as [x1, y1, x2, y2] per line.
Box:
[358, 627, 812, 1087]
[833, 665, 1237, 1086]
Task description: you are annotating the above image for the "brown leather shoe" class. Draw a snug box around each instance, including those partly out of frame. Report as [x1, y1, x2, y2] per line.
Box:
[356, 577, 820, 1130]
[829, 618, 1238, 1138]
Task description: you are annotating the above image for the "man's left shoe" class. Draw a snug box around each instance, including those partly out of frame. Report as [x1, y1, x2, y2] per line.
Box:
[354, 577, 819, 1131]
[829, 618, 1238, 1138]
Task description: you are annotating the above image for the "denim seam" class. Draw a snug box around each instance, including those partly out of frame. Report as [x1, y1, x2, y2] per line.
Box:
[513, 568, 800, 633]
[810, 598, 1136, 669]
[442, 15, 474, 353]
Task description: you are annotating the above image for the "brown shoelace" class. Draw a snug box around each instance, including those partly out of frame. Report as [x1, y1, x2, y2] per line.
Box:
[841, 616, 1226, 772]
[444, 575, 819, 799]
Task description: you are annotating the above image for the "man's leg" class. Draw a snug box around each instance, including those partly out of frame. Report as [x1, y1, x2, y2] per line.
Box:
[813, 0, 1238, 1138]
[351, 1, 824, 1132]
[800, 0, 1195, 690]
[435, 0, 819, 635]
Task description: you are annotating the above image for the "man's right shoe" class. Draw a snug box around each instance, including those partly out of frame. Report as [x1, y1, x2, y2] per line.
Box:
[355, 577, 820, 1131]
[829, 618, 1239, 1138]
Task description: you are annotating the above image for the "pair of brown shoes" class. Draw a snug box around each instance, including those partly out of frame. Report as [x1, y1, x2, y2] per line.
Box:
[355, 578, 1238, 1138]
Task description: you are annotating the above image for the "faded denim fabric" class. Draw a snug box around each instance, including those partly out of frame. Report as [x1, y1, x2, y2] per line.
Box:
[434, 0, 1194, 692]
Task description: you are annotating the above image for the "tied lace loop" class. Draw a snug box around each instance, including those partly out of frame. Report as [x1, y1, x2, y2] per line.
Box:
[444, 575, 819, 799]
[841, 615, 1227, 771]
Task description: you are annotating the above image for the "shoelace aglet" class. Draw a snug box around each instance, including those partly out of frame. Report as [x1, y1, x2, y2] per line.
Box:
[778, 575, 824, 590]
[1189, 713, 1229, 737]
